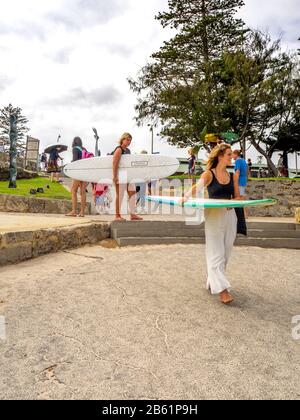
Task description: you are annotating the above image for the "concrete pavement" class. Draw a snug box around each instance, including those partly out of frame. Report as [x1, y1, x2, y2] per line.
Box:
[0, 212, 93, 233]
[0, 210, 295, 233]
[0, 243, 299, 400]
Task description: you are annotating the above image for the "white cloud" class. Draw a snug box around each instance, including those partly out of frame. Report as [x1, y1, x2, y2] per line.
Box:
[0, 0, 298, 167]
[240, 0, 300, 48]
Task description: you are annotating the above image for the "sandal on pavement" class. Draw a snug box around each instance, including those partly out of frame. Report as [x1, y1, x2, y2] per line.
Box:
[65, 213, 77, 217]
[130, 215, 143, 221]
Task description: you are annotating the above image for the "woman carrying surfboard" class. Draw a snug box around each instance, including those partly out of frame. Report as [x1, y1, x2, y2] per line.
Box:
[66, 137, 88, 218]
[113, 133, 143, 222]
[181, 144, 241, 305]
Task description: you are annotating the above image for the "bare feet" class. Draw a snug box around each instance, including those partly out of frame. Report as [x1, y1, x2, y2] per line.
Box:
[220, 290, 234, 305]
[115, 216, 127, 222]
[65, 212, 77, 217]
[130, 214, 143, 221]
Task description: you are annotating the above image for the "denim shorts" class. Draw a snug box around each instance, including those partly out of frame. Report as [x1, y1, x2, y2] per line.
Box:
[239, 186, 246, 196]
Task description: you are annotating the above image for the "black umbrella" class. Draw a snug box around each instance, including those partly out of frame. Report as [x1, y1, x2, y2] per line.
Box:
[44, 144, 68, 154]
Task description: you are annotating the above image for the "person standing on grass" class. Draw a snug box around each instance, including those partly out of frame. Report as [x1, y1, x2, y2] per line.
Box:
[188, 148, 196, 178]
[247, 158, 253, 178]
[180, 144, 241, 305]
[232, 150, 248, 198]
[113, 132, 143, 222]
[65, 137, 87, 218]
[136, 150, 148, 215]
[40, 153, 47, 171]
[277, 154, 288, 177]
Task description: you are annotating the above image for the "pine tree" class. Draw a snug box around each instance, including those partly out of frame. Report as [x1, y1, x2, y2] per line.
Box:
[0, 104, 29, 152]
[8, 114, 18, 188]
[129, 0, 248, 148]
[0, 104, 29, 188]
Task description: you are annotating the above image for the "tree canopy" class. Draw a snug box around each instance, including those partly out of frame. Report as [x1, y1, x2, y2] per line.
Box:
[129, 0, 300, 174]
[129, 0, 248, 149]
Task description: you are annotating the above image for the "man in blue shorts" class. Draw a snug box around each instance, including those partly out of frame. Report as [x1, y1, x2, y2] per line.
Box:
[233, 150, 248, 197]
[233, 150, 249, 220]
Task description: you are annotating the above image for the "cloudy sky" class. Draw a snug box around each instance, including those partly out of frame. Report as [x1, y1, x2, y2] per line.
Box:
[0, 0, 299, 166]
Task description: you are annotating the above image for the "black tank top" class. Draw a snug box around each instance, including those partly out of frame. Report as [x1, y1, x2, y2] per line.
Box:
[112, 146, 131, 155]
[207, 170, 234, 199]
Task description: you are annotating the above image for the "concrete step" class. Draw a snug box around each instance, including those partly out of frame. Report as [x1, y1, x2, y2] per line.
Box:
[112, 227, 299, 239]
[116, 237, 205, 246]
[247, 222, 297, 231]
[116, 236, 300, 249]
[235, 237, 300, 249]
[111, 221, 202, 231]
[111, 228, 205, 239]
[243, 229, 300, 239]
[111, 220, 297, 232]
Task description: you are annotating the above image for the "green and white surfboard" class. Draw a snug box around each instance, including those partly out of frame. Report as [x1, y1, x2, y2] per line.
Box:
[146, 196, 276, 209]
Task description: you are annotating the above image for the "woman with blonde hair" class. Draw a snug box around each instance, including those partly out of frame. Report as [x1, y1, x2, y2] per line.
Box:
[181, 144, 241, 304]
[112, 132, 142, 221]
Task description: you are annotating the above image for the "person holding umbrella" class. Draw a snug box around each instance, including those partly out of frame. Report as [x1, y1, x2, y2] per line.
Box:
[47, 146, 63, 182]
[45, 138, 68, 182]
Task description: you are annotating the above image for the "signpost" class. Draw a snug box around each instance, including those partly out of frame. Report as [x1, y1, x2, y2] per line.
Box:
[25, 136, 40, 171]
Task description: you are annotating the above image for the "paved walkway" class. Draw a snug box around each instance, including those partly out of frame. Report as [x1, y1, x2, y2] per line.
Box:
[0, 243, 299, 399]
[0, 211, 295, 234]
[0, 213, 92, 233]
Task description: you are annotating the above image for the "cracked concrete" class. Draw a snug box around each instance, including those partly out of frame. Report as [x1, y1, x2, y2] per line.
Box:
[0, 244, 300, 400]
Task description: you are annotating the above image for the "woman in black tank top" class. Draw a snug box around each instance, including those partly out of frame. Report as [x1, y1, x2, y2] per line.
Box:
[181, 144, 241, 305]
[207, 170, 234, 200]
[113, 133, 143, 222]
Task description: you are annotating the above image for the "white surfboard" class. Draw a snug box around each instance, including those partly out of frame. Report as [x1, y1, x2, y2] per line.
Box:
[64, 154, 179, 184]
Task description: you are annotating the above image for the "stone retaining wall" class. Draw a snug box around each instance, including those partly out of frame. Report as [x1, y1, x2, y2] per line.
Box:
[0, 151, 37, 172]
[168, 179, 300, 218]
[0, 194, 91, 215]
[0, 222, 110, 266]
[247, 180, 300, 217]
[0, 162, 38, 180]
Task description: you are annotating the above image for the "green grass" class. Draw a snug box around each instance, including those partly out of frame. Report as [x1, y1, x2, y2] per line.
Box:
[167, 175, 201, 180]
[168, 175, 300, 182]
[0, 177, 71, 200]
[249, 177, 300, 182]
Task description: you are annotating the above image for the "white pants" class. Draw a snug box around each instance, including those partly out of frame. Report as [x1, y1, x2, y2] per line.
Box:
[205, 208, 237, 295]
